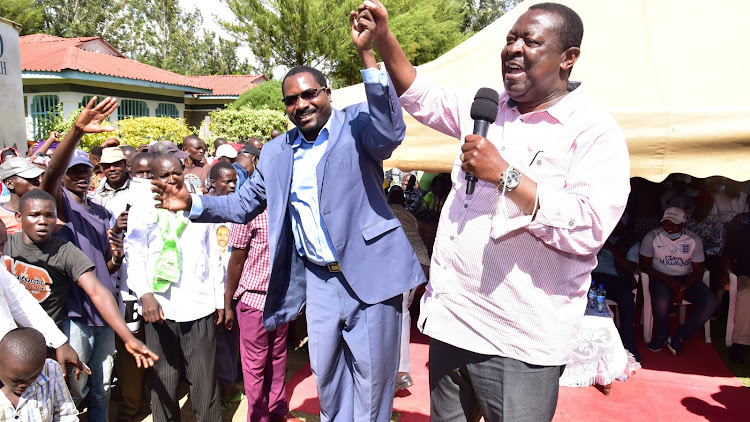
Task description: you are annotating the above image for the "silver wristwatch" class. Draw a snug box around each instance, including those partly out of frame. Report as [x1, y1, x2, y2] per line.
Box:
[498, 167, 522, 192]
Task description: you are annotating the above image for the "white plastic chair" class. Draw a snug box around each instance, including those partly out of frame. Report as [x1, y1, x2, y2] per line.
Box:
[726, 271, 738, 347]
[642, 270, 711, 343]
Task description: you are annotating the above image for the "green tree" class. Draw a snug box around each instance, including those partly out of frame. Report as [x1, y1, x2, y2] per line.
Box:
[0, 0, 44, 35]
[39, 0, 127, 39]
[460, 0, 521, 34]
[232, 80, 284, 112]
[219, 0, 359, 77]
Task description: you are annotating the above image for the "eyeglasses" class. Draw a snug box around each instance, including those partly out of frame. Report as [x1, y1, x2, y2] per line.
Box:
[281, 87, 327, 106]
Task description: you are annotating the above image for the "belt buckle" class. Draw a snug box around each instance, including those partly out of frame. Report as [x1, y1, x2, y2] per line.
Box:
[326, 262, 341, 272]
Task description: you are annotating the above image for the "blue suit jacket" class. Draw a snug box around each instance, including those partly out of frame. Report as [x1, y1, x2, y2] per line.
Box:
[194, 80, 426, 330]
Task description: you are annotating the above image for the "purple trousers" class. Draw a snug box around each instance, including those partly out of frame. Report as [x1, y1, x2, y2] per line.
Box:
[237, 300, 290, 422]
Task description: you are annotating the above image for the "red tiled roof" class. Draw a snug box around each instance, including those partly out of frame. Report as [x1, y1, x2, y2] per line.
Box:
[20, 34, 210, 91]
[185, 74, 269, 97]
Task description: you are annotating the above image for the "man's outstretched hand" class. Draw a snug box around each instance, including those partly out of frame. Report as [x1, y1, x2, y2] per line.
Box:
[75, 96, 118, 134]
[152, 179, 192, 212]
[124, 338, 159, 368]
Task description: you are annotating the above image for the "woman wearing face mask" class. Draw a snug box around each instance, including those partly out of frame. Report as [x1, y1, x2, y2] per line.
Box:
[639, 207, 717, 356]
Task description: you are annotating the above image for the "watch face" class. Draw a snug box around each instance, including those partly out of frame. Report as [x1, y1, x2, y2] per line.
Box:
[505, 169, 521, 189]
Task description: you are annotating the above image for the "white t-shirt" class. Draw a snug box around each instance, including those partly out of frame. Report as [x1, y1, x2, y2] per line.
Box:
[640, 228, 705, 277]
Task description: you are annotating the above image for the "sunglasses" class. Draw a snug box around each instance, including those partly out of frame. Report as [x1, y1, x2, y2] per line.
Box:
[281, 87, 328, 106]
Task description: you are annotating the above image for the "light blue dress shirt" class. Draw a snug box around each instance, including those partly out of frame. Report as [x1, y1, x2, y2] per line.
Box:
[288, 122, 337, 264]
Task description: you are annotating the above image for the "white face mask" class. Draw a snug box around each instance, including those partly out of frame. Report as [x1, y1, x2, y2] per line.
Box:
[664, 229, 683, 240]
[490, 188, 536, 239]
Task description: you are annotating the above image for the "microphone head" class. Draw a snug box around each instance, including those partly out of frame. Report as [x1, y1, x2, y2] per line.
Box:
[470, 87, 500, 123]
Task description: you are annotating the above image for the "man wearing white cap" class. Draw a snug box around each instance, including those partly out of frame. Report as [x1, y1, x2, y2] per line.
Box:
[215, 144, 238, 164]
[640, 207, 717, 356]
[0, 157, 44, 234]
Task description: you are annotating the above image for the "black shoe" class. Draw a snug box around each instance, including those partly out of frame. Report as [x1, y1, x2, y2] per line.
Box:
[648, 335, 669, 352]
[730, 344, 746, 364]
[667, 336, 684, 356]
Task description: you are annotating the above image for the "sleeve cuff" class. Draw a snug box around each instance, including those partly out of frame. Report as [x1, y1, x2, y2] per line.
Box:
[189, 194, 204, 219]
[361, 67, 389, 87]
[47, 329, 69, 349]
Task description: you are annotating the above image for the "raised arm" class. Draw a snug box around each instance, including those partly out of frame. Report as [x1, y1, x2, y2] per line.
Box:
[356, 0, 416, 96]
[40, 97, 118, 220]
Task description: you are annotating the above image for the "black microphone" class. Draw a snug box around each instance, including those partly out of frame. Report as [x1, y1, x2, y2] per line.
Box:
[466, 87, 500, 195]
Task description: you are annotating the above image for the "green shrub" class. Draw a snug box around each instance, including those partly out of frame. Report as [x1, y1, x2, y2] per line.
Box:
[201, 108, 287, 144]
[116, 116, 193, 147]
[55, 108, 193, 151]
[231, 80, 284, 112]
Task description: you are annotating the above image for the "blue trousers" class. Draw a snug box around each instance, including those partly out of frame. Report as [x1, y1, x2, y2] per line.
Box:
[304, 260, 402, 422]
[63, 319, 115, 422]
[650, 274, 717, 341]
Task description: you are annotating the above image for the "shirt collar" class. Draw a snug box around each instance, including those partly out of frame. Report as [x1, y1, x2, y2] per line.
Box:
[101, 177, 131, 193]
[503, 81, 584, 124]
[292, 113, 334, 149]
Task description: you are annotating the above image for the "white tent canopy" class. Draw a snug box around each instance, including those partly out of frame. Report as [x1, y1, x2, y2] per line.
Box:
[332, 0, 750, 182]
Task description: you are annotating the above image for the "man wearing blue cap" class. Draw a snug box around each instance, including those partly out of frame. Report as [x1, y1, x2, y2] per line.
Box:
[40, 97, 156, 420]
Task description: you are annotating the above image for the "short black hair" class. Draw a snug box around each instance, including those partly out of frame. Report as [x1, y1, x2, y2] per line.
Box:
[19, 189, 56, 215]
[282, 65, 327, 95]
[528, 2, 584, 50]
[120, 145, 137, 154]
[210, 161, 236, 181]
[0, 327, 47, 368]
[131, 152, 154, 165]
[387, 185, 405, 206]
[90, 146, 104, 158]
[151, 154, 183, 174]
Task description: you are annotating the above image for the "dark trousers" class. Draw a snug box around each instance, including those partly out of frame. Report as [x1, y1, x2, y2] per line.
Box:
[592, 272, 636, 345]
[145, 314, 220, 422]
[429, 339, 563, 422]
[650, 274, 717, 341]
[114, 327, 146, 416]
[216, 300, 241, 387]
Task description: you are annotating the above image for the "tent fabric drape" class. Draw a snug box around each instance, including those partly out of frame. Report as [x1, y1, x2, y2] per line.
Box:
[332, 0, 750, 182]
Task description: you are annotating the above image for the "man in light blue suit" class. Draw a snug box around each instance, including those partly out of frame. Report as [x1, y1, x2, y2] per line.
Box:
[153, 10, 425, 422]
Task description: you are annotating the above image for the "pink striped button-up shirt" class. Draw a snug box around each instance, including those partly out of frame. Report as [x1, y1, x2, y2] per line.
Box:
[228, 211, 271, 311]
[402, 72, 630, 365]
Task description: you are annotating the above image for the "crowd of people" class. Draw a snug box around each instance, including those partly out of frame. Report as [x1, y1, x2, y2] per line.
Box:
[1, 2, 749, 422]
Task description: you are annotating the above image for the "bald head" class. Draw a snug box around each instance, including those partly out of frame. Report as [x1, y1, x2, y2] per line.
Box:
[0, 327, 47, 368]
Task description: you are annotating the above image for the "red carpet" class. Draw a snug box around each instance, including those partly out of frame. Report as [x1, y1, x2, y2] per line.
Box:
[286, 329, 750, 421]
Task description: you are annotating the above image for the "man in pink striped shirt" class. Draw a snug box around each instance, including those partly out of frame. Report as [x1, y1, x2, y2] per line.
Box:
[223, 211, 296, 422]
[357, 1, 630, 420]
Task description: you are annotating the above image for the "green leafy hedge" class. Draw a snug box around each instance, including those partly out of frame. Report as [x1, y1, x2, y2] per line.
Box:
[55, 108, 194, 151]
[201, 108, 287, 143]
[231, 80, 284, 112]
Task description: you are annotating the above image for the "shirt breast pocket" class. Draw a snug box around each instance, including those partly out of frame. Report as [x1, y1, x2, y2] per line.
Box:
[527, 151, 572, 189]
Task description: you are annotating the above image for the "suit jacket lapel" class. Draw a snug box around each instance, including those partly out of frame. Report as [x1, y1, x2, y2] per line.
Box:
[316, 109, 345, 191]
[277, 129, 296, 204]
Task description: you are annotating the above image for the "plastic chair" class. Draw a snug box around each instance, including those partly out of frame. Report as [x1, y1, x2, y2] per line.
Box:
[642, 270, 711, 343]
[726, 271, 738, 347]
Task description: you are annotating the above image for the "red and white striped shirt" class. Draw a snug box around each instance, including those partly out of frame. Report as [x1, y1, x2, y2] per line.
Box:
[402, 72, 630, 365]
[228, 211, 271, 311]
